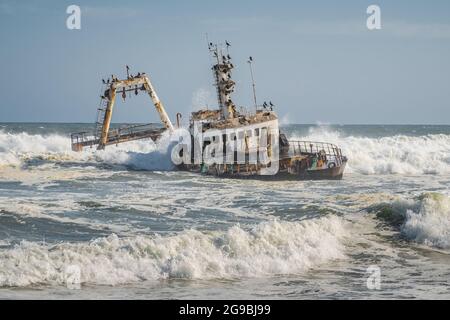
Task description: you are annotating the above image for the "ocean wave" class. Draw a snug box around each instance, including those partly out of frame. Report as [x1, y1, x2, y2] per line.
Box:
[290, 127, 450, 175]
[0, 131, 68, 167]
[2, 127, 450, 175]
[0, 217, 346, 287]
[369, 193, 450, 249]
[0, 130, 175, 171]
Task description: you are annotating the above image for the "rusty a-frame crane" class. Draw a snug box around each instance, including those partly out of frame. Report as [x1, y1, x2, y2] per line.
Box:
[71, 69, 174, 151]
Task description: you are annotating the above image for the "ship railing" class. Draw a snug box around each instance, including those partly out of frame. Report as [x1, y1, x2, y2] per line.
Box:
[107, 123, 159, 141]
[70, 131, 97, 147]
[70, 123, 162, 150]
[238, 105, 273, 117]
[286, 140, 345, 167]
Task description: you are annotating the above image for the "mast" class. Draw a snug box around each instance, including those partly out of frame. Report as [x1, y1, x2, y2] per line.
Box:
[209, 42, 237, 120]
[247, 56, 257, 111]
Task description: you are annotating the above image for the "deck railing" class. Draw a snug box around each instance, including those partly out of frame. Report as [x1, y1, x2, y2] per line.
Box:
[287, 140, 345, 166]
[71, 123, 163, 150]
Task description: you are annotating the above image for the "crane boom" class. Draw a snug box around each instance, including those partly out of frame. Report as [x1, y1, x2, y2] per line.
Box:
[142, 76, 174, 133]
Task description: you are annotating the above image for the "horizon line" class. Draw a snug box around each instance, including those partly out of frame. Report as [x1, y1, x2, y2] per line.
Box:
[1, 121, 450, 126]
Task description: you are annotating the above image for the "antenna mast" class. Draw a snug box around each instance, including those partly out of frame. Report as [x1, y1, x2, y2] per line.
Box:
[209, 41, 236, 119]
[247, 56, 257, 111]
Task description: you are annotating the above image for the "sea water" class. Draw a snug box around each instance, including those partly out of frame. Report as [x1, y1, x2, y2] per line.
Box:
[0, 123, 449, 299]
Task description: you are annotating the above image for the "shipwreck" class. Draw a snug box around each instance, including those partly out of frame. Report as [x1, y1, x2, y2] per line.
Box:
[71, 42, 347, 180]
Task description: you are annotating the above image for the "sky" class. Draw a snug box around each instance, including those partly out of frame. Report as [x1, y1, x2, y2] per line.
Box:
[0, 0, 449, 124]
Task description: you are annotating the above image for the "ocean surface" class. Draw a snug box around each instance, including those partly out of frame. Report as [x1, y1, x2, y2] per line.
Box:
[0, 123, 449, 299]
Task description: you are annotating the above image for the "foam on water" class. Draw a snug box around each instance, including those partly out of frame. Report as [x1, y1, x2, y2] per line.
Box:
[2, 127, 450, 175]
[0, 216, 346, 287]
[0, 129, 177, 172]
[371, 193, 450, 249]
[291, 126, 450, 175]
[99, 131, 180, 171]
[403, 194, 450, 249]
[0, 131, 68, 167]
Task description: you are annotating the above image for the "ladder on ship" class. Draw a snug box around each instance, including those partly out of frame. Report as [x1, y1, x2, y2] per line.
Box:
[95, 97, 108, 140]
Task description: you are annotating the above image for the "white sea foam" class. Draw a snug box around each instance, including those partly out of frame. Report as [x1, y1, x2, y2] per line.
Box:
[2, 127, 450, 175]
[402, 194, 450, 249]
[0, 129, 177, 172]
[0, 131, 68, 167]
[0, 216, 346, 287]
[291, 127, 450, 175]
[372, 193, 450, 249]
[95, 131, 178, 171]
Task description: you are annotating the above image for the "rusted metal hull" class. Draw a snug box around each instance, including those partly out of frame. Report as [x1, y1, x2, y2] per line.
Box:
[178, 160, 347, 181]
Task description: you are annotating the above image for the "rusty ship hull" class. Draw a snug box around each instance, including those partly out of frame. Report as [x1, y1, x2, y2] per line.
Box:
[178, 161, 347, 180]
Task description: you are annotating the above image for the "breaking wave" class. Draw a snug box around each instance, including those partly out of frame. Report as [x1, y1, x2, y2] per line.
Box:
[0, 130, 176, 171]
[0, 131, 69, 167]
[0, 217, 346, 287]
[370, 193, 450, 249]
[291, 127, 450, 175]
[2, 126, 450, 175]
